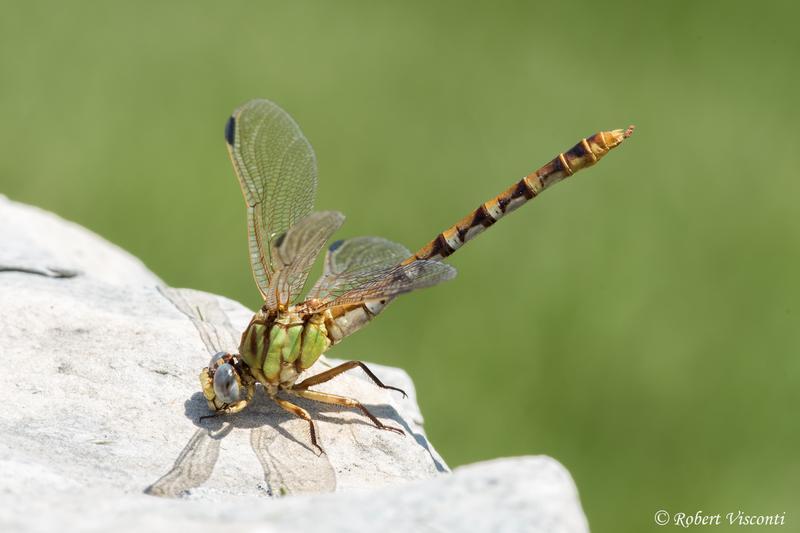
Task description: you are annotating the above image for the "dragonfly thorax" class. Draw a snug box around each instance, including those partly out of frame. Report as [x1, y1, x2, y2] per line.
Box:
[239, 308, 332, 388]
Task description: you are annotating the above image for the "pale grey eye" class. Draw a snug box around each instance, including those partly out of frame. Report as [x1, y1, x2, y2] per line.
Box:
[212, 363, 241, 404]
[209, 351, 227, 367]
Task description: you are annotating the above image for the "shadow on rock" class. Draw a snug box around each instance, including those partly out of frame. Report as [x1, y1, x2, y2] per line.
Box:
[145, 392, 338, 498]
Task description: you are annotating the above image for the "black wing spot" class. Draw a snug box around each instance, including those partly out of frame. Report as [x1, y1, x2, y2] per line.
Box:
[274, 231, 286, 248]
[224, 115, 236, 146]
[329, 239, 344, 252]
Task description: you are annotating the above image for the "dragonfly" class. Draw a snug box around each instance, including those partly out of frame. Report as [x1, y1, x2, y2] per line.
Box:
[200, 98, 633, 452]
[149, 287, 337, 496]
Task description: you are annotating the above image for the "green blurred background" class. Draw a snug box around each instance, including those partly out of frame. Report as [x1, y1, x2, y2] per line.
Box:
[2, 1, 798, 530]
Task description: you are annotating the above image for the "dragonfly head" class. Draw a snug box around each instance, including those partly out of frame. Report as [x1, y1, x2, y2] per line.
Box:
[205, 352, 243, 405]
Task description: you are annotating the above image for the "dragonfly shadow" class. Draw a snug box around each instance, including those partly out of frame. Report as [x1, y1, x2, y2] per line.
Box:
[149, 287, 444, 497]
[146, 389, 445, 497]
[146, 391, 337, 498]
[184, 390, 317, 453]
[288, 396, 448, 474]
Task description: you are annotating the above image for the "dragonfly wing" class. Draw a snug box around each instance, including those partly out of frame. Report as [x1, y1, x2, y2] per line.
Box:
[158, 286, 239, 356]
[268, 210, 345, 306]
[316, 260, 457, 310]
[308, 236, 411, 301]
[225, 99, 317, 303]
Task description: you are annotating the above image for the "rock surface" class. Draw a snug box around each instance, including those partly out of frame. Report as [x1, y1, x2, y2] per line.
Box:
[0, 194, 589, 533]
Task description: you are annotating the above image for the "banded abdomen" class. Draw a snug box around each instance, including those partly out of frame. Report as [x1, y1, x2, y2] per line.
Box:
[405, 127, 634, 264]
[325, 127, 634, 341]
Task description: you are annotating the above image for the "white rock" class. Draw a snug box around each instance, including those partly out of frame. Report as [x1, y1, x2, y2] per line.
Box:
[0, 195, 589, 533]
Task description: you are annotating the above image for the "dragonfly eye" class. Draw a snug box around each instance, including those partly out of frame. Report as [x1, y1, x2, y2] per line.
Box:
[208, 351, 227, 368]
[212, 363, 242, 404]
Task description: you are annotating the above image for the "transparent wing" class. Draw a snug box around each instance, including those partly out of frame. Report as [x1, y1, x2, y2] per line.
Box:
[158, 286, 239, 356]
[315, 260, 457, 310]
[307, 236, 411, 301]
[225, 99, 317, 303]
[267, 210, 344, 308]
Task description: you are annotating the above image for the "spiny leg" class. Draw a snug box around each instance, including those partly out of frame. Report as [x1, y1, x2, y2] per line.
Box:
[288, 389, 404, 436]
[273, 397, 324, 455]
[294, 360, 407, 398]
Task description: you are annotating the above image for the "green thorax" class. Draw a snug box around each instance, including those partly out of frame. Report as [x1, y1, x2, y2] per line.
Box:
[239, 308, 331, 384]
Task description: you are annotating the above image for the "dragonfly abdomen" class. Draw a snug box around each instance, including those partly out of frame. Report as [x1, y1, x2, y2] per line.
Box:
[407, 127, 634, 264]
[326, 301, 384, 345]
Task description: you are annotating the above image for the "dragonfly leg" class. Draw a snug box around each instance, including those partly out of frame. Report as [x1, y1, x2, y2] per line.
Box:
[273, 397, 324, 455]
[198, 412, 220, 423]
[294, 360, 407, 398]
[288, 388, 405, 436]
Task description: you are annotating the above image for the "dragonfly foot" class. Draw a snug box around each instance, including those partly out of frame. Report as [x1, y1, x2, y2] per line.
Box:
[198, 412, 220, 423]
[381, 425, 405, 436]
[273, 396, 325, 455]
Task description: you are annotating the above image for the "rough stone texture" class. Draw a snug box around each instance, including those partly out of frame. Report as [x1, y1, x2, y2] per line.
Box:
[0, 194, 589, 533]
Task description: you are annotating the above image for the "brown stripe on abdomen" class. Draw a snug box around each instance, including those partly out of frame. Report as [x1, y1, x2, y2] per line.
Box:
[458, 203, 497, 241]
[433, 233, 456, 258]
[564, 139, 588, 159]
[493, 172, 541, 217]
[415, 202, 502, 262]
[515, 178, 536, 200]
